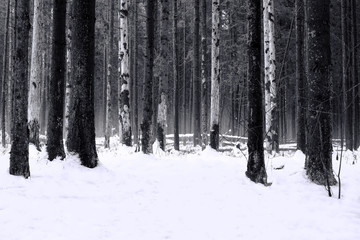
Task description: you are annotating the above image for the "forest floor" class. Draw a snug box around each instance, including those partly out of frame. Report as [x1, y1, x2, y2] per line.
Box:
[0, 137, 359, 240]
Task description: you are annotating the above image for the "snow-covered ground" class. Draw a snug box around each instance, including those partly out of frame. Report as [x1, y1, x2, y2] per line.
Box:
[0, 140, 359, 240]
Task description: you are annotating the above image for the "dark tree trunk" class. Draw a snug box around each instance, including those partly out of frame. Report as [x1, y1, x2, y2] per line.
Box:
[351, 0, 359, 149]
[201, 0, 209, 147]
[141, 0, 156, 154]
[295, 0, 306, 153]
[9, 0, 31, 178]
[66, 0, 98, 168]
[306, 0, 336, 186]
[47, 0, 66, 161]
[193, 0, 201, 147]
[245, 0, 267, 185]
[173, 0, 180, 151]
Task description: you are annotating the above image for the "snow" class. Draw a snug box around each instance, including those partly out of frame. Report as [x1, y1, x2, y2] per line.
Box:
[1, 140, 360, 240]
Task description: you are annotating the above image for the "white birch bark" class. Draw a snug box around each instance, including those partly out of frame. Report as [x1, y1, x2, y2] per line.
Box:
[64, 27, 71, 140]
[210, 0, 220, 150]
[28, 0, 43, 148]
[119, 0, 131, 146]
[263, 0, 278, 153]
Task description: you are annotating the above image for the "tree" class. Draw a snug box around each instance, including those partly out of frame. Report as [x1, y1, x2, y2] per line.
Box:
[201, 0, 209, 147]
[306, 0, 336, 186]
[47, 0, 67, 161]
[66, 0, 98, 168]
[156, 0, 171, 151]
[28, 0, 44, 150]
[263, 0, 278, 153]
[141, 0, 156, 154]
[173, 0, 180, 151]
[10, 0, 31, 178]
[246, 0, 267, 185]
[193, 0, 201, 147]
[1, 0, 10, 148]
[119, 0, 132, 146]
[295, 0, 306, 153]
[209, 0, 220, 150]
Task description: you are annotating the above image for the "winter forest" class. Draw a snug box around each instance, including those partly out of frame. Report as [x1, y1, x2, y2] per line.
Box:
[0, 0, 359, 239]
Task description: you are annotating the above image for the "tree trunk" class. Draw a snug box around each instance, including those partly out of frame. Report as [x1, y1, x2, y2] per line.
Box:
[193, 0, 201, 147]
[141, 0, 156, 154]
[119, 0, 131, 146]
[263, 0, 278, 153]
[246, 0, 267, 185]
[66, 0, 98, 168]
[209, 0, 220, 150]
[133, 0, 139, 149]
[340, 0, 347, 150]
[9, 0, 31, 178]
[201, 0, 209, 147]
[1, 0, 10, 148]
[47, 0, 67, 161]
[306, 0, 336, 186]
[173, 0, 180, 151]
[295, 0, 306, 153]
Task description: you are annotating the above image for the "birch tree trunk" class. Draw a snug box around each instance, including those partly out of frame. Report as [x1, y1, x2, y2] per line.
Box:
[246, 0, 267, 185]
[10, 0, 30, 178]
[1, 0, 10, 148]
[28, 0, 44, 149]
[133, 0, 139, 149]
[47, 0, 66, 161]
[263, 0, 279, 153]
[119, 0, 131, 146]
[141, 0, 156, 154]
[210, 0, 220, 150]
[306, 0, 336, 186]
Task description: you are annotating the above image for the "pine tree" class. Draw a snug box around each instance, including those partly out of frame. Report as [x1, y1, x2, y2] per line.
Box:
[306, 0, 336, 186]
[246, 0, 267, 184]
[9, 0, 31, 178]
[66, 0, 98, 168]
[47, 0, 67, 161]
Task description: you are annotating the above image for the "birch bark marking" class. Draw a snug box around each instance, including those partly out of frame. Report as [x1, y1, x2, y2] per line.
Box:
[263, 0, 278, 153]
[28, 0, 43, 149]
[210, 0, 220, 150]
[119, 0, 131, 146]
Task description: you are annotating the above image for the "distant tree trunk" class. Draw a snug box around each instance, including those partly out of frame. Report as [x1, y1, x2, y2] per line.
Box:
[10, 0, 30, 178]
[119, 0, 131, 146]
[340, 0, 347, 150]
[141, 0, 156, 154]
[133, 0, 139, 149]
[182, 3, 187, 143]
[66, 0, 98, 168]
[28, 0, 43, 150]
[246, 0, 267, 185]
[306, 0, 336, 186]
[173, 0, 180, 151]
[263, 0, 278, 153]
[351, 0, 359, 149]
[296, 0, 306, 153]
[201, 0, 209, 147]
[156, 0, 171, 151]
[1, 0, 10, 148]
[210, 0, 220, 150]
[47, 0, 66, 161]
[193, 0, 201, 147]
[104, 0, 115, 149]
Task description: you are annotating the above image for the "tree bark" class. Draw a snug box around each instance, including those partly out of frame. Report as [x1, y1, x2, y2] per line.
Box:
[66, 0, 98, 168]
[141, 0, 156, 154]
[173, 0, 180, 151]
[201, 0, 209, 147]
[47, 0, 67, 161]
[193, 0, 201, 147]
[210, 0, 220, 150]
[9, 0, 31, 178]
[119, 0, 132, 146]
[295, 0, 306, 153]
[263, 0, 278, 153]
[306, 0, 336, 185]
[246, 0, 267, 185]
